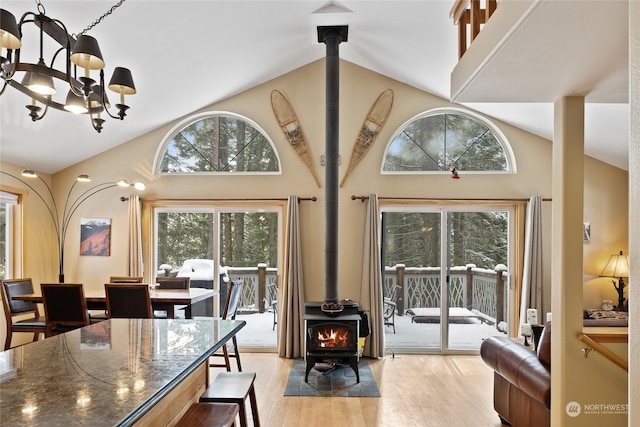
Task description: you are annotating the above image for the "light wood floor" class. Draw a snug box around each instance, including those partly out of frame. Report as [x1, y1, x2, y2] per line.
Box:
[221, 353, 506, 427]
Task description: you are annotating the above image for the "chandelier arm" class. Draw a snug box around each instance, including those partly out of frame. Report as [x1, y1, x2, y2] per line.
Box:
[0, 80, 7, 96]
[26, 98, 50, 121]
[97, 69, 121, 121]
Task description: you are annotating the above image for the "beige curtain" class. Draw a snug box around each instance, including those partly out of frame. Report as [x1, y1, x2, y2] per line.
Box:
[359, 194, 384, 357]
[519, 195, 544, 328]
[278, 195, 306, 358]
[128, 194, 143, 276]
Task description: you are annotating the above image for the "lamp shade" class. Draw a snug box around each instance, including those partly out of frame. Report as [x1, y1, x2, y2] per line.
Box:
[600, 250, 629, 278]
[63, 89, 88, 114]
[108, 67, 136, 95]
[70, 35, 105, 70]
[22, 70, 56, 95]
[0, 8, 22, 49]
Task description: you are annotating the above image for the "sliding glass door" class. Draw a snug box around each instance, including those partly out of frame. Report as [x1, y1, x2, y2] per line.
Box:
[382, 205, 511, 353]
[153, 204, 282, 349]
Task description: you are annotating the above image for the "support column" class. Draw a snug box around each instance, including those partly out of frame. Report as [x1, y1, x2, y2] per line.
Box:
[550, 96, 585, 426]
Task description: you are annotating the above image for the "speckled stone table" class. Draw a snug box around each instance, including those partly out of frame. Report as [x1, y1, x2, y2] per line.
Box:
[0, 318, 245, 426]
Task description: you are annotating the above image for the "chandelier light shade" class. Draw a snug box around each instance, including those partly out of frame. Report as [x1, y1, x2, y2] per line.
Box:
[0, 1, 135, 133]
[600, 250, 630, 311]
[70, 35, 105, 72]
[0, 8, 21, 49]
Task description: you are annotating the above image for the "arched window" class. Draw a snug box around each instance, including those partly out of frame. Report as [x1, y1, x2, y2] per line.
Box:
[382, 109, 514, 174]
[155, 112, 281, 174]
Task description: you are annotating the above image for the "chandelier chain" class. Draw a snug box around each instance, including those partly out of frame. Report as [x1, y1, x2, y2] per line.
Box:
[78, 0, 127, 36]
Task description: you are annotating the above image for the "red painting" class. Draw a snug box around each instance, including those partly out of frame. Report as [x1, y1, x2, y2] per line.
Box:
[80, 217, 111, 256]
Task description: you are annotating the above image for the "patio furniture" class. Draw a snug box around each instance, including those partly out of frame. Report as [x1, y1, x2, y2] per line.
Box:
[1, 278, 47, 350]
[480, 321, 551, 427]
[383, 300, 397, 333]
[265, 282, 278, 331]
[383, 284, 401, 333]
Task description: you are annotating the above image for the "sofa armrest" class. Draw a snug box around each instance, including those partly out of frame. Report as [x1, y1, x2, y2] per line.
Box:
[481, 336, 551, 408]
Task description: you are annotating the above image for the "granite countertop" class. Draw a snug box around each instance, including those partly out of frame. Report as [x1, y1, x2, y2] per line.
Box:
[0, 318, 245, 426]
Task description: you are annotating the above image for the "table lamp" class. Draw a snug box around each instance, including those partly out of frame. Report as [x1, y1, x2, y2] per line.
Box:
[600, 250, 629, 311]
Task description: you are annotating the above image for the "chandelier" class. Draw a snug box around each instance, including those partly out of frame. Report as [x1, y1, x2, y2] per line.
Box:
[0, 0, 136, 133]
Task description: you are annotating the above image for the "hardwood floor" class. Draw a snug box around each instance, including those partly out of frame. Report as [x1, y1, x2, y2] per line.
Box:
[221, 353, 505, 427]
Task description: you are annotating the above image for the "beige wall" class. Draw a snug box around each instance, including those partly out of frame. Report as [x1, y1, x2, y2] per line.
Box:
[583, 156, 629, 309]
[1, 59, 628, 350]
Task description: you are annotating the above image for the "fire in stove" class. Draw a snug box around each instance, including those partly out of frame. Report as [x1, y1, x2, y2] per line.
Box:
[316, 327, 350, 348]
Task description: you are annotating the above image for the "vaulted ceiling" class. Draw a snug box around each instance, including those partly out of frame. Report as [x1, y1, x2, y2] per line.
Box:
[0, 1, 629, 174]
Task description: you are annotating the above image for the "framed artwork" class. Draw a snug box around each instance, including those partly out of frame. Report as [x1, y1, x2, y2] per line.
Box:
[80, 217, 111, 256]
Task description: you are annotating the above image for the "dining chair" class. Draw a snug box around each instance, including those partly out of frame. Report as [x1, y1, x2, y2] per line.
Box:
[155, 276, 191, 289]
[152, 277, 191, 318]
[40, 283, 89, 337]
[1, 278, 47, 350]
[210, 280, 244, 371]
[105, 284, 153, 319]
[109, 276, 144, 283]
[89, 276, 146, 322]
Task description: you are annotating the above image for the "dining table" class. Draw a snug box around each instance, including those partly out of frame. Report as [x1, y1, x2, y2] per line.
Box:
[0, 317, 246, 426]
[12, 287, 216, 319]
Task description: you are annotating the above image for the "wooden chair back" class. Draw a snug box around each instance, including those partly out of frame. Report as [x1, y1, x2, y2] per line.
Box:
[223, 280, 243, 320]
[1, 278, 46, 349]
[40, 283, 89, 337]
[109, 276, 144, 283]
[155, 276, 190, 290]
[105, 284, 152, 318]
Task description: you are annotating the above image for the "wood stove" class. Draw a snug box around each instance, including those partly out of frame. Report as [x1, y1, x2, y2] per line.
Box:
[304, 301, 360, 383]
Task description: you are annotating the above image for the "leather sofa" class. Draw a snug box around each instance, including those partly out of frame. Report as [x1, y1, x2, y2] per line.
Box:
[480, 322, 551, 427]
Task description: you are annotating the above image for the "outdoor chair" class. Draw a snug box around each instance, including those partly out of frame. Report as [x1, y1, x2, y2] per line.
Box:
[210, 280, 244, 371]
[1, 278, 47, 350]
[383, 285, 401, 334]
[265, 282, 278, 331]
[105, 283, 152, 318]
[41, 283, 89, 337]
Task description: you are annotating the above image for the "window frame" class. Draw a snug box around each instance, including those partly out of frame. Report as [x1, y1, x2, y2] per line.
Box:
[153, 111, 282, 176]
[381, 107, 516, 175]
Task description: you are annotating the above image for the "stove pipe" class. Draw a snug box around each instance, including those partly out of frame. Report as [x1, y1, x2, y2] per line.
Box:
[318, 26, 348, 312]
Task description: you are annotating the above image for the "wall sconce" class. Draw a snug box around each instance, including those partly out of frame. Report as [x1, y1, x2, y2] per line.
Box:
[599, 250, 629, 311]
[1, 169, 145, 282]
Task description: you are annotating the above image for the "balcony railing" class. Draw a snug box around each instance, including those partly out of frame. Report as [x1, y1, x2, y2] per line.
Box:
[225, 262, 508, 327]
[450, 0, 499, 58]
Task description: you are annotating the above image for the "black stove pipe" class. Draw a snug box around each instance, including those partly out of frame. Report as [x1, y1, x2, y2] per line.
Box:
[318, 26, 348, 308]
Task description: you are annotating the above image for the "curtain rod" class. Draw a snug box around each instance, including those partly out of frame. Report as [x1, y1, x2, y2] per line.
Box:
[143, 196, 317, 203]
[351, 195, 552, 202]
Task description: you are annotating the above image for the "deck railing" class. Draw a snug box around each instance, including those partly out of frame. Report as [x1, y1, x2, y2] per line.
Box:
[385, 263, 508, 325]
[225, 262, 508, 326]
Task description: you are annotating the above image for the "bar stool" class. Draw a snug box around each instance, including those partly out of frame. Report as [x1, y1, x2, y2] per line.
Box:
[175, 402, 239, 427]
[200, 372, 260, 427]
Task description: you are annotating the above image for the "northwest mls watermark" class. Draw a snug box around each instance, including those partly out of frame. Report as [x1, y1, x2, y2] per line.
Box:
[566, 401, 628, 417]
